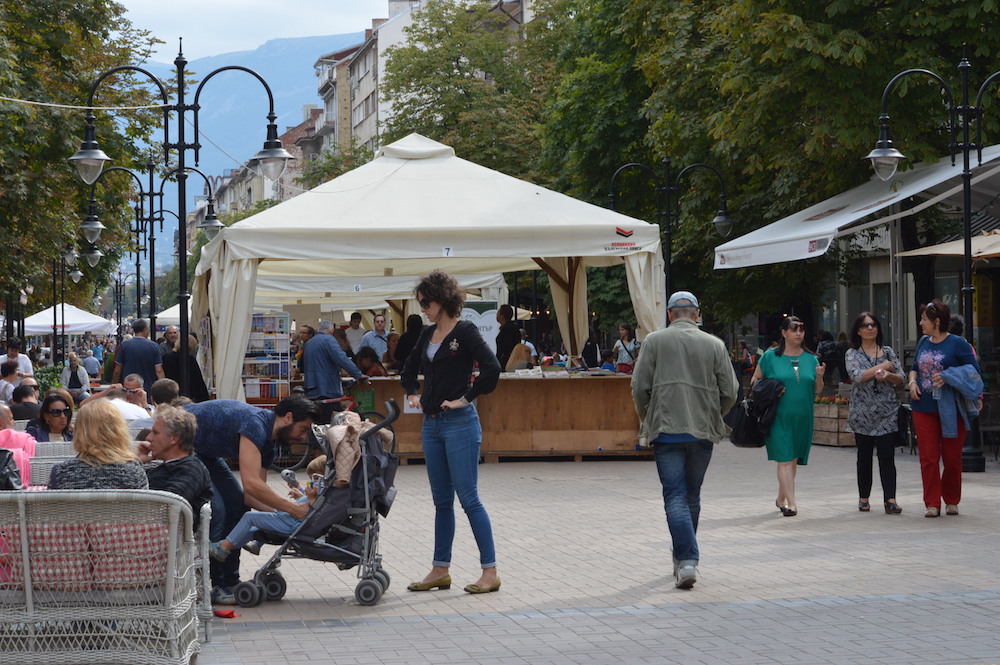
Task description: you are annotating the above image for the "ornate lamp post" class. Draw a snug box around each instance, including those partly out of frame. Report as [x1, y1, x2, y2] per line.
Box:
[866, 53, 1000, 473]
[69, 41, 290, 394]
[609, 157, 734, 297]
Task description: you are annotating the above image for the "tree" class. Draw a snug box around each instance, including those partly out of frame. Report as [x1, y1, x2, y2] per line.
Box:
[295, 138, 374, 190]
[381, 0, 548, 182]
[0, 0, 160, 314]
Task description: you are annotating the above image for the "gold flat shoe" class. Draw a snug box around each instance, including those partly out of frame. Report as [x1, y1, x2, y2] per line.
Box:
[464, 577, 501, 594]
[406, 575, 451, 591]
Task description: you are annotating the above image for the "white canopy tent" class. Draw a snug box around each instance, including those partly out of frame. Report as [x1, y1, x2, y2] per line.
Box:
[713, 146, 1000, 269]
[23, 304, 115, 335]
[154, 302, 191, 327]
[194, 133, 665, 399]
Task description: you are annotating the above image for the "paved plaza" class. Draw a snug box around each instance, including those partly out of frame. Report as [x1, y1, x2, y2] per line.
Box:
[198, 442, 1000, 664]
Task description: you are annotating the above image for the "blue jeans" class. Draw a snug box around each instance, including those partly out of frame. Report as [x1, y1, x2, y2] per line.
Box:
[421, 404, 496, 568]
[653, 439, 714, 564]
[198, 455, 249, 588]
[226, 509, 302, 549]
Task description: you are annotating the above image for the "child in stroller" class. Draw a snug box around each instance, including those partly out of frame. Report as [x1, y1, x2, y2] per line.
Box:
[209, 455, 327, 562]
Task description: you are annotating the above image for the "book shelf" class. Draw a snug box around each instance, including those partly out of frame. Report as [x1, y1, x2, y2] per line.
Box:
[242, 312, 291, 406]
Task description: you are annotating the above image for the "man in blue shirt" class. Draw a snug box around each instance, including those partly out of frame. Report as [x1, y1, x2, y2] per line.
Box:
[304, 320, 367, 424]
[186, 395, 319, 605]
[360, 314, 389, 360]
[113, 319, 164, 390]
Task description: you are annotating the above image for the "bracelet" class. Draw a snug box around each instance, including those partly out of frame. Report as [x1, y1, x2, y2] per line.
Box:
[908, 379, 917, 387]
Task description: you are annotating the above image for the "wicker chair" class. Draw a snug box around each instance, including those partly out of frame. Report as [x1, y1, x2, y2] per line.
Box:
[0, 489, 200, 664]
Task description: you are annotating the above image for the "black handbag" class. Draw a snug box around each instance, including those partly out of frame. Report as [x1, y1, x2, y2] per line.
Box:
[0, 449, 24, 490]
[729, 399, 764, 448]
[896, 404, 912, 449]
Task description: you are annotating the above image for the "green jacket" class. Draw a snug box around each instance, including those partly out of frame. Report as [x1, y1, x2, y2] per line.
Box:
[631, 318, 739, 443]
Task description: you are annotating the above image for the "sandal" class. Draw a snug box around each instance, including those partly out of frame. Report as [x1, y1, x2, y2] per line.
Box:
[858, 500, 871, 512]
[209, 542, 230, 561]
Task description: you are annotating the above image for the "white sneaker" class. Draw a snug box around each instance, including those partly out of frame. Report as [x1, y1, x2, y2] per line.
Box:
[674, 563, 697, 589]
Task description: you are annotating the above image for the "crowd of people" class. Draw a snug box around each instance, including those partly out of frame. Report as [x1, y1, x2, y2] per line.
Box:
[1, 279, 983, 610]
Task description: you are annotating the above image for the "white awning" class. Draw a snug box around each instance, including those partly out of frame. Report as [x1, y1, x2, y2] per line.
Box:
[714, 145, 1000, 269]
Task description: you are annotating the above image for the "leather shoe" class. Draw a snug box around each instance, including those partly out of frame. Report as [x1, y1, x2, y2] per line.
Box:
[925, 507, 940, 518]
[945, 504, 959, 515]
[406, 575, 451, 591]
[464, 577, 501, 594]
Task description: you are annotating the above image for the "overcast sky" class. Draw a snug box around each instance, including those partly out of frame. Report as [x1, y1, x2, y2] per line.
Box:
[120, 0, 390, 61]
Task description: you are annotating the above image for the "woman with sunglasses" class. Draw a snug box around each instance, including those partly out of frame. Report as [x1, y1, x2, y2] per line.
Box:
[908, 299, 979, 517]
[845, 312, 905, 514]
[400, 271, 502, 594]
[26, 393, 74, 442]
[751, 316, 825, 516]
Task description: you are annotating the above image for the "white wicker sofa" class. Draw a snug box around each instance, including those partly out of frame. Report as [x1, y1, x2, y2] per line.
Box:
[0, 489, 199, 665]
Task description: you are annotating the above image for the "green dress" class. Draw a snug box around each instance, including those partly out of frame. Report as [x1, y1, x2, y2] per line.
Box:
[760, 348, 817, 465]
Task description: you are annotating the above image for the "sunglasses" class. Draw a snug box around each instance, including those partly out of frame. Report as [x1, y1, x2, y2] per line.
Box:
[418, 298, 431, 309]
[786, 322, 805, 332]
[47, 408, 71, 417]
[859, 322, 878, 330]
[127, 389, 139, 395]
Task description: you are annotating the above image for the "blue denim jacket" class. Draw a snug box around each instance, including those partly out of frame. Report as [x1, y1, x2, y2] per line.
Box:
[937, 364, 983, 438]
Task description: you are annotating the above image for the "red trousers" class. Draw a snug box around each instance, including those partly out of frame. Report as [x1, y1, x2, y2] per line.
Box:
[911, 410, 964, 508]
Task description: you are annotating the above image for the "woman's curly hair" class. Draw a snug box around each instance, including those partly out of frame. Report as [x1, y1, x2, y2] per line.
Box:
[414, 270, 465, 318]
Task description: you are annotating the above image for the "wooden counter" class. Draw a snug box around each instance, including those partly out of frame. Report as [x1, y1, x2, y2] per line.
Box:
[367, 375, 647, 463]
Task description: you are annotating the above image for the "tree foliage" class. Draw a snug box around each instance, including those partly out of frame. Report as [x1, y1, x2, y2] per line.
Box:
[0, 0, 160, 315]
[381, 0, 548, 182]
[295, 138, 374, 190]
[383, 0, 1000, 333]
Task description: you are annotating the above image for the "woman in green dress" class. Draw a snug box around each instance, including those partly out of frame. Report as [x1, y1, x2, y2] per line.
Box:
[751, 316, 825, 516]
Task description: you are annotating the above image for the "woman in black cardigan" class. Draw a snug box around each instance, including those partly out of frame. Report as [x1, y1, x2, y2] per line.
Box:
[400, 271, 502, 595]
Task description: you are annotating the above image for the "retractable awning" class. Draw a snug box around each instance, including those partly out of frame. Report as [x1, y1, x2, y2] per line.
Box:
[714, 145, 1000, 269]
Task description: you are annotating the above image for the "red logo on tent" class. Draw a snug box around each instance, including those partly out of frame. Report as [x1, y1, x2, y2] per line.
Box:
[616, 227, 633, 238]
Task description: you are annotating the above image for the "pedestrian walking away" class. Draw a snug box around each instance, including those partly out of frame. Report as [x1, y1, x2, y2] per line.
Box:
[631, 291, 738, 590]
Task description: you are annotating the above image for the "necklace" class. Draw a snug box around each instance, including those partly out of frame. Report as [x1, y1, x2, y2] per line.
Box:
[788, 354, 801, 383]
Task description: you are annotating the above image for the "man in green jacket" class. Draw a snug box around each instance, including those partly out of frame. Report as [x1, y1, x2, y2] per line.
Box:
[631, 291, 739, 590]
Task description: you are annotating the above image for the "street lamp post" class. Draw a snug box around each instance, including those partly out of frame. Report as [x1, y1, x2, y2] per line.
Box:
[69, 41, 290, 395]
[866, 53, 1000, 473]
[609, 157, 734, 297]
[52, 246, 83, 367]
[86, 164, 221, 338]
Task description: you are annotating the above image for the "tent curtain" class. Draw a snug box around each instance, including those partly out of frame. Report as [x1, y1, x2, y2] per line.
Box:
[193, 242, 259, 400]
[624, 252, 667, 337]
[535, 257, 588, 357]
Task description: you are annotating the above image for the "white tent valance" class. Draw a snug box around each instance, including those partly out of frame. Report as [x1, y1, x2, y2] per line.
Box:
[714, 145, 1000, 269]
[23, 304, 115, 335]
[194, 134, 666, 399]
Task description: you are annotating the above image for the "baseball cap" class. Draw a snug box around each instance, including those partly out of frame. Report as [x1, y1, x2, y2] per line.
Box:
[667, 291, 699, 309]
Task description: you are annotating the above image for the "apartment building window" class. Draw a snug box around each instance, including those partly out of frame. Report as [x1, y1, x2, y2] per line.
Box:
[352, 92, 377, 128]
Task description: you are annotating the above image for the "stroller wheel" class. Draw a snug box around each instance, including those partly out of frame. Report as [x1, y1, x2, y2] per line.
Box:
[262, 571, 288, 601]
[234, 580, 263, 607]
[355, 579, 383, 606]
[374, 570, 390, 591]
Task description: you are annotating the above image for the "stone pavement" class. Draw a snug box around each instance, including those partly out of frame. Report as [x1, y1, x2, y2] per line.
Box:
[198, 443, 1000, 665]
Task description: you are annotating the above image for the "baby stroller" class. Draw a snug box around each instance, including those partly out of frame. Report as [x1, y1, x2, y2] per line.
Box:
[233, 399, 400, 607]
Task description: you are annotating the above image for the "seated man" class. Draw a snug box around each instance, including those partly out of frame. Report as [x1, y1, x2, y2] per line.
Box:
[82, 349, 101, 378]
[138, 404, 212, 529]
[9, 381, 40, 422]
[149, 378, 182, 406]
[60, 352, 92, 404]
[81, 373, 152, 420]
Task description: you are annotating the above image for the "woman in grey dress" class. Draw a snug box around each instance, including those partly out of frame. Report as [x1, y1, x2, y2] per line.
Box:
[845, 312, 905, 514]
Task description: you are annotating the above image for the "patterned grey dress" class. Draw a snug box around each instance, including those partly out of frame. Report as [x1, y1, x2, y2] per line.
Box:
[845, 346, 904, 436]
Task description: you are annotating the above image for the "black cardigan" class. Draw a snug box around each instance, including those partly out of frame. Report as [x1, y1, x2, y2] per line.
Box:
[399, 320, 501, 415]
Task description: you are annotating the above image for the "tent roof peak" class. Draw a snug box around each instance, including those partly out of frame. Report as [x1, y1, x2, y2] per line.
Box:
[377, 133, 455, 161]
